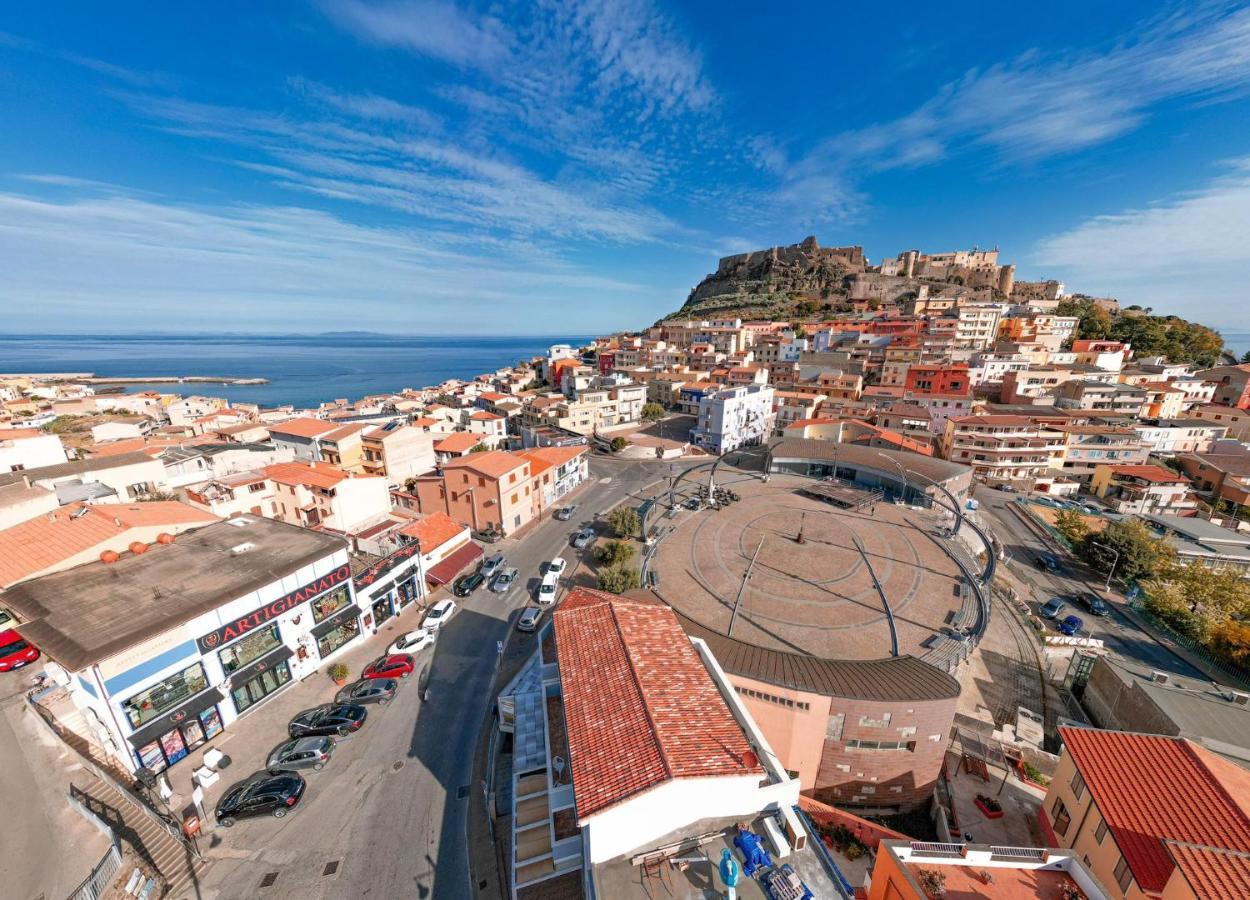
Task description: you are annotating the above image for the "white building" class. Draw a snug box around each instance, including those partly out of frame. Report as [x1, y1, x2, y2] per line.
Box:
[0, 428, 68, 473]
[691, 384, 776, 454]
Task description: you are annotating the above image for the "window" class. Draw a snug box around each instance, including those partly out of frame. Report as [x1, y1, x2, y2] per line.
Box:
[511, 493, 519, 504]
[1114, 855, 1133, 893]
[122, 663, 209, 728]
[858, 712, 892, 728]
[734, 686, 810, 711]
[478, 477, 486, 487]
[1052, 798, 1071, 837]
[231, 659, 292, 713]
[1071, 771, 1086, 801]
[845, 740, 914, 752]
[311, 585, 351, 623]
[218, 623, 281, 674]
[1095, 818, 1108, 844]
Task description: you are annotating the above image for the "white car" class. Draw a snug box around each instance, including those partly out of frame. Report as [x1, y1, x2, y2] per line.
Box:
[537, 572, 559, 605]
[388, 628, 435, 655]
[423, 599, 458, 630]
[546, 557, 567, 577]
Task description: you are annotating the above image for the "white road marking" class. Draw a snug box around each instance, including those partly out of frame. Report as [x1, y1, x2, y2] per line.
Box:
[598, 477, 613, 484]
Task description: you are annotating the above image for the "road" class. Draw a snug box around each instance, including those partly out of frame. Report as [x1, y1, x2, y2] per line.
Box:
[973, 487, 1205, 678]
[194, 454, 696, 900]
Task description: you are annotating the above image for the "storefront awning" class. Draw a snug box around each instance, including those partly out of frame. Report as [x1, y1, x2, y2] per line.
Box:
[426, 541, 484, 585]
[227, 644, 294, 688]
[311, 605, 361, 639]
[126, 688, 225, 748]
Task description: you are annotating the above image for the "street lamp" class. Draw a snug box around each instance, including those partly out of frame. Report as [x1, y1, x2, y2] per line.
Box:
[906, 466, 964, 536]
[876, 451, 909, 500]
[1090, 541, 1121, 592]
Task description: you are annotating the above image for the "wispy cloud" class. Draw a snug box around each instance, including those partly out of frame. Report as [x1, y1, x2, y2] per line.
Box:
[288, 77, 441, 130]
[1031, 156, 1250, 326]
[319, 0, 510, 68]
[0, 183, 659, 332]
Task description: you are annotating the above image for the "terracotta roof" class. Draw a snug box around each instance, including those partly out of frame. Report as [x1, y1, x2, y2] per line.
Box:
[469, 410, 503, 421]
[0, 428, 45, 440]
[440, 449, 526, 479]
[264, 461, 375, 489]
[1167, 843, 1250, 899]
[1106, 464, 1189, 484]
[0, 501, 217, 588]
[1058, 727, 1250, 893]
[84, 437, 179, 458]
[398, 512, 465, 554]
[434, 432, 482, 454]
[322, 422, 368, 442]
[554, 588, 763, 820]
[949, 414, 1034, 425]
[514, 445, 586, 478]
[410, 416, 440, 428]
[267, 417, 338, 439]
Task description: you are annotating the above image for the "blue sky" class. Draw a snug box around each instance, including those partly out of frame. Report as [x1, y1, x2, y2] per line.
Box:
[3, 2, 1250, 334]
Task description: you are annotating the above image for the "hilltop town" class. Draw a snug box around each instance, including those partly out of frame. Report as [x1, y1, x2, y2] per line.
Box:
[7, 240, 1250, 900]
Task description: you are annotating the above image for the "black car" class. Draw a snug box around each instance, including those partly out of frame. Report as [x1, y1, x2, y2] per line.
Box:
[215, 771, 306, 827]
[334, 678, 398, 706]
[1035, 553, 1060, 572]
[454, 572, 485, 597]
[1080, 591, 1112, 617]
[288, 703, 368, 738]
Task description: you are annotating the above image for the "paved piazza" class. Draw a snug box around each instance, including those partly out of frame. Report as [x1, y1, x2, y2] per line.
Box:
[653, 473, 968, 659]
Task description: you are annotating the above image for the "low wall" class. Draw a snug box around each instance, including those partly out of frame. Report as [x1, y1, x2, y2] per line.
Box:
[799, 796, 910, 849]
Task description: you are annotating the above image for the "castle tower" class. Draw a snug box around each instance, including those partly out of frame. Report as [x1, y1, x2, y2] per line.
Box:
[998, 263, 1015, 296]
[902, 250, 918, 279]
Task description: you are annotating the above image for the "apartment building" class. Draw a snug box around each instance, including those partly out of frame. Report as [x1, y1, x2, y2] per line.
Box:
[772, 391, 824, 434]
[936, 304, 1004, 350]
[904, 364, 970, 396]
[1001, 365, 1117, 403]
[316, 422, 369, 472]
[264, 461, 390, 532]
[1041, 727, 1250, 900]
[1189, 404, 1250, 441]
[360, 423, 436, 484]
[967, 352, 1030, 386]
[867, 841, 1106, 900]
[1133, 419, 1226, 455]
[1058, 425, 1149, 480]
[514, 445, 589, 511]
[267, 417, 341, 461]
[0, 428, 68, 473]
[184, 472, 277, 518]
[1072, 339, 1130, 372]
[691, 384, 776, 454]
[1055, 380, 1148, 416]
[413, 450, 536, 535]
[1176, 443, 1250, 504]
[1089, 464, 1196, 516]
[941, 415, 1065, 485]
[465, 410, 508, 447]
[0, 451, 169, 505]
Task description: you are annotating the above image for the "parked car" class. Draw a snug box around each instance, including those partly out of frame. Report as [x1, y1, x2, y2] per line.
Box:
[1035, 553, 1060, 572]
[288, 704, 367, 738]
[362, 654, 414, 680]
[491, 567, 519, 593]
[1039, 597, 1067, 619]
[215, 771, 306, 826]
[571, 528, 595, 549]
[336, 678, 399, 706]
[453, 572, 485, 597]
[545, 557, 567, 576]
[1079, 591, 1112, 617]
[480, 554, 506, 578]
[517, 607, 544, 633]
[265, 737, 336, 774]
[554, 506, 576, 521]
[537, 572, 558, 605]
[1058, 614, 1085, 636]
[473, 527, 503, 543]
[0, 629, 39, 672]
[388, 628, 435, 655]
[0, 608, 16, 630]
[423, 599, 458, 630]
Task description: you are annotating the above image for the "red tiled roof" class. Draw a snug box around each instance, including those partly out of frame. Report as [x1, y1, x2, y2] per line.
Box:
[434, 432, 482, 454]
[441, 448, 527, 480]
[1107, 464, 1189, 484]
[469, 410, 503, 421]
[514, 445, 586, 478]
[0, 502, 217, 588]
[264, 461, 377, 489]
[1059, 727, 1250, 892]
[555, 588, 763, 820]
[0, 428, 46, 440]
[267, 417, 338, 439]
[398, 512, 465, 555]
[1168, 843, 1250, 899]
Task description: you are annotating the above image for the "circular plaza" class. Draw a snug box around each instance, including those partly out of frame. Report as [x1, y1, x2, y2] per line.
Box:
[652, 471, 972, 662]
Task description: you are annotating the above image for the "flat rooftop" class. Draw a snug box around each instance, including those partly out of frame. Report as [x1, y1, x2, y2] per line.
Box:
[5, 517, 344, 671]
[651, 473, 970, 666]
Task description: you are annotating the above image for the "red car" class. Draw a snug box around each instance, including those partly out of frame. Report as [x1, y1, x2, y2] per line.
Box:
[362, 654, 414, 680]
[0, 629, 39, 672]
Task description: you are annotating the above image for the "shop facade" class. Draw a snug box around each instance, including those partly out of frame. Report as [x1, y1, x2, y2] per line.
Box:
[52, 537, 368, 774]
[351, 540, 427, 633]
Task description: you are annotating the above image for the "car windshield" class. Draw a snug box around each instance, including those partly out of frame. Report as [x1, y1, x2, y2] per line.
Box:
[429, 608, 446, 619]
[1, 640, 30, 655]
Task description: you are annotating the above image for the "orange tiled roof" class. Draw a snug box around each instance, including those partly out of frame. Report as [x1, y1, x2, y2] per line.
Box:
[322, 422, 368, 442]
[515, 445, 586, 477]
[0, 501, 217, 588]
[264, 461, 374, 489]
[1106, 464, 1189, 484]
[1167, 842, 1250, 899]
[398, 512, 465, 554]
[1058, 727, 1250, 892]
[469, 410, 502, 421]
[267, 417, 338, 439]
[0, 428, 46, 440]
[440, 449, 526, 479]
[554, 588, 763, 820]
[434, 432, 482, 454]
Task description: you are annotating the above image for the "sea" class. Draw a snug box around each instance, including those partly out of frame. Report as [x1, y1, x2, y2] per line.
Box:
[0, 333, 591, 408]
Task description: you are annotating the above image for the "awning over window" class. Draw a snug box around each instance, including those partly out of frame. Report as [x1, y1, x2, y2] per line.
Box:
[126, 688, 225, 748]
[227, 644, 294, 688]
[311, 605, 362, 639]
[426, 542, 484, 585]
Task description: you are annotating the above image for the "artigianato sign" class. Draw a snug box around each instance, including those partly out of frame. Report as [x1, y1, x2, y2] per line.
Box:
[196, 564, 351, 653]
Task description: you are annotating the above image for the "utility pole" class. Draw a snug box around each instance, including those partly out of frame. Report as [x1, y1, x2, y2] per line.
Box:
[728, 536, 766, 638]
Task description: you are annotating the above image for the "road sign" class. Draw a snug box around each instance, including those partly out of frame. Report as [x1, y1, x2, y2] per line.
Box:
[496, 640, 504, 655]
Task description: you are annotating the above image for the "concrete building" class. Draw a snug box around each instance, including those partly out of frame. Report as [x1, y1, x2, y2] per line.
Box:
[1042, 726, 1250, 900]
[184, 472, 278, 519]
[867, 841, 1107, 900]
[0, 478, 58, 531]
[1133, 419, 1227, 455]
[1197, 363, 1250, 409]
[360, 423, 436, 484]
[0, 428, 68, 473]
[1089, 464, 1196, 516]
[414, 450, 536, 536]
[0, 451, 169, 505]
[267, 417, 341, 461]
[264, 461, 391, 532]
[691, 384, 776, 454]
[316, 422, 369, 472]
[1058, 426, 1149, 481]
[941, 416, 1065, 487]
[4, 518, 364, 775]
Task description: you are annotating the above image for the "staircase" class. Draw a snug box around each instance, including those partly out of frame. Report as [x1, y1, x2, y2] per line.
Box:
[70, 775, 207, 899]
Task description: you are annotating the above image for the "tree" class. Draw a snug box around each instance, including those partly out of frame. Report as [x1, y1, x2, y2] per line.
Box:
[794, 300, 819, 318]
[608, 505, 641, 537]
[1053, 509, 1089, 547]
[1241, 350, 1250, 364]
[1211, 621, 1250, 666]
[594, 539, 635, 567]
[598, 565, 642, 593]
[609, 436, 629, 452]
[1078, 518, 1172, 584]
[469, 442, 490, 453]
[641, 403, 665, 422]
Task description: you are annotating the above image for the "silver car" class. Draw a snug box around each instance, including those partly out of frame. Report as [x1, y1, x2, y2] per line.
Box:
[491, 567, 519, 593]
[517, 607, 544, 632]
[480, 554, 506, 578]
[571, 528, 595, 549]
[266, 736, 335, 774]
